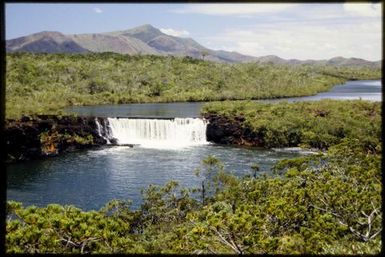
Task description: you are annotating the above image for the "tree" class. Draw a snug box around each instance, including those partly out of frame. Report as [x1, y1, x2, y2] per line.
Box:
[201, 50, 209, 61]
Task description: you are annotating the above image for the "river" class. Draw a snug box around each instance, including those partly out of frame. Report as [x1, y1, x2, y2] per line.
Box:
[6, 80, 382, 210]
[65, 80, 382, 118]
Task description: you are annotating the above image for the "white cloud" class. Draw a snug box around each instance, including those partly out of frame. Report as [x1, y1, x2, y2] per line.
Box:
[160, 28, 190, 37]
[167, 3, 381, 61]
[93, 7, 103, 14]
[197, 20, 382, 61]
[343, 3, 381, 17]
[171, 4, 296, 16]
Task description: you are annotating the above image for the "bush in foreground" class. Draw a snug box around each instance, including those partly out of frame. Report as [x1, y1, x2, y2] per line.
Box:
[6, 138, 381, 254]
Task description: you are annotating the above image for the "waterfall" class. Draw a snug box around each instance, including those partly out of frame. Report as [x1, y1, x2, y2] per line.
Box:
[95, 118, 112, 144]
[105, 117, 208, 148]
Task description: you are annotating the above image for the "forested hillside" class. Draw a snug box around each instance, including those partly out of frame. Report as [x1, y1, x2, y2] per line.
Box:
[5, 52, 381, 118]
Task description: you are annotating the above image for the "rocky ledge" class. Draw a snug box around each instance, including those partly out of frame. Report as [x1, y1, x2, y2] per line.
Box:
[204, 114, 264, 146]
[5, 115, 108, 163]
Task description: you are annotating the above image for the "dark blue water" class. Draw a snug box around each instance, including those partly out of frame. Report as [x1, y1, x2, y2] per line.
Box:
[66, 102, 204, 118]
[65, 80, 382, 118]
[7, 145, 301, 210]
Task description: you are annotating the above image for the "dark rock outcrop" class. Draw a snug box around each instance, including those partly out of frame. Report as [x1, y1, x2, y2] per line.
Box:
[204, 114, 264, 146]
[5, 115, 108, 163]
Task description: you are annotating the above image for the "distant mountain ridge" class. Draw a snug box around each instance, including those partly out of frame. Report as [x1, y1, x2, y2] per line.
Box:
[6, 24, 381, 68]
[6, 31, 89, 53]
[252, 55, 381, 68]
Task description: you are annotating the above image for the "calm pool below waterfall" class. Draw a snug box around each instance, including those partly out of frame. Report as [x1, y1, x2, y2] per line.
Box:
[6, 80, 382, 210]
[7, 145, 302, 210]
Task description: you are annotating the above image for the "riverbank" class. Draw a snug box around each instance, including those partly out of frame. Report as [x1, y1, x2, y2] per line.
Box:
[6, 98, 381, 163]
[6, 134, 382, 254]
[5, 115, 108, 163]
[202, 99, 381, 151]
[6, 52, 381, 119]
[6, 100, 381, 254]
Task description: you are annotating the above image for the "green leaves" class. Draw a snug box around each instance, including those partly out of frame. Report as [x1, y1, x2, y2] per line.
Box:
[203, 99, 381, 151]
[6, 201, 143, 253]
[6, 153, 380, 254]
[5, 91, 382, 254]
[6, 52, 381, 119]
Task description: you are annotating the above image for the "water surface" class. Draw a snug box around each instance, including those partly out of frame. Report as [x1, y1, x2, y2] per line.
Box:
[65, 80, 382, 118]
[263, 80, 382, 103]
[7, 145, 301, 210]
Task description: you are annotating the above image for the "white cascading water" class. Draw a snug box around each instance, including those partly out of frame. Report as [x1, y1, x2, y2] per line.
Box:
[95, 118, 114, 144]
[106, 117, 209, 148]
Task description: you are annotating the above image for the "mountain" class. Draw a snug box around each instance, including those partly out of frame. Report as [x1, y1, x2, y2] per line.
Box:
[325, 56, 381, 68]
[6, 24, 251, 62]
[251, 55, 288, 65]
[6, 31, 89, 53]
[104, 24, 255, 62]
[252, 55, 381, 69]
[6, 24, 381, 67]
[70, 33, 158, 55]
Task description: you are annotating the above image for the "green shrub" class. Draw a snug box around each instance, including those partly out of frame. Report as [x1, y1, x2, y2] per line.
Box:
[6, 52, 381, 119]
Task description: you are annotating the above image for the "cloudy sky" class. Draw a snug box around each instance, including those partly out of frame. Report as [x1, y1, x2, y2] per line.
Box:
[6, 3, 382, 61]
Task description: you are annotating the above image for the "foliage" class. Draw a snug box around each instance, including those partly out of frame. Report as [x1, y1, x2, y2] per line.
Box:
[4, 52, 382, 253]
[6, 52, 381, 118]
[6, 201, 145, 254]
[39, 130, 95, 156]
[6, 136, 381, 254]
[202, 99, 381, 150]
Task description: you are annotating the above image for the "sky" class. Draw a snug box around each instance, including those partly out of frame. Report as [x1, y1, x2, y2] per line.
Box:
[5, 3, 382, 61]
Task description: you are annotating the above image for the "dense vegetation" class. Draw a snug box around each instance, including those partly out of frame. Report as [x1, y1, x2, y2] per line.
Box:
[202, 99, 381, 150]
[6, 142, 381, 254]
[6, 100, 381, 254]
[6, 52, 380, 118]
[5, 52, 382, 253]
